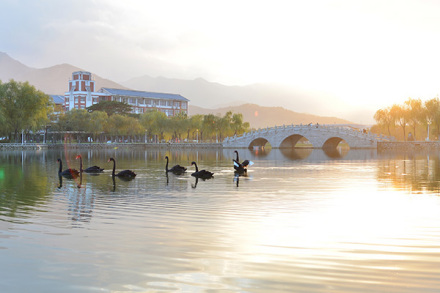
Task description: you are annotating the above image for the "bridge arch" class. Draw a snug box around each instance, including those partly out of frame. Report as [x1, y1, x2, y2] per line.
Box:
[279, 134, 313, 148]
[249, 137, 271, 149]
[322, 137, 348, 150]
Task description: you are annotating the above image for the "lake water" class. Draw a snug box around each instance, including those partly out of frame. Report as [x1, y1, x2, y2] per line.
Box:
[1, 147, 440, 292]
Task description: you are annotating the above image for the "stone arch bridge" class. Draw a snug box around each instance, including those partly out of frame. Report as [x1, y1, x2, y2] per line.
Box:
[223, 124, 393, 149]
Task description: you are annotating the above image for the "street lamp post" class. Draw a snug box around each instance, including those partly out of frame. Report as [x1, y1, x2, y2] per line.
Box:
[427, 120, 432, 141]
[196, 129, 199, 143]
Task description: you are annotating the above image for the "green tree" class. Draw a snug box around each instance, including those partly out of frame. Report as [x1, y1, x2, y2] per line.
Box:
[170, 112, 188, 142]
[202, 114, 217, 142]
[188, 114, 203, 142]
[140, 110, 168, 142]
[0, 80, 53, 142]
[217, 111, 232, 141]
[105, 114, 143, 141]
[88, 111, 108, 142]
[231, 113, 250, 136]
[87, 100, 132, 116]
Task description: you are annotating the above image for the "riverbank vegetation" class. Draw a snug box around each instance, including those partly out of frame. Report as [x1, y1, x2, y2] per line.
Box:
[372, 97, 440, 141]
[0, 80, 250, 143]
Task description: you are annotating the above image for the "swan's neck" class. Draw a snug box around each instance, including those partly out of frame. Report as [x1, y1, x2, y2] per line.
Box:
[165, 157, 169, 171]
[194, 164, 199, 172]
[58, 160, 62, 173]
[236, 152, 239, 162]
[112, 160, 116, 176]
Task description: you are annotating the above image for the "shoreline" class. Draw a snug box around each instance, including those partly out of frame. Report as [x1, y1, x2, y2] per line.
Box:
[0, 142, 223, 150]
[2, 141, 440, 151]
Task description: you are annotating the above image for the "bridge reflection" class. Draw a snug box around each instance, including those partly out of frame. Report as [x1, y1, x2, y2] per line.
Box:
[226, 148, 377, 161]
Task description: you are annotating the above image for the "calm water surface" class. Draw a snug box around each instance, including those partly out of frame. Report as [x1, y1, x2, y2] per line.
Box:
[0, 147, 440, 292]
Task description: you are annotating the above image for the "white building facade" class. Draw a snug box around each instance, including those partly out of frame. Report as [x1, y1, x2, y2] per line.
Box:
[63, 71, 189, 116]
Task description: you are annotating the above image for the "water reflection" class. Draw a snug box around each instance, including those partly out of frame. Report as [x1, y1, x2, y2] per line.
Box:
[377, 151, 440, 193]
[280, 148, 313, 160]
[2, 148, 440, 292]
[191, 177, 198, 188]
[323, 146, 350, 158]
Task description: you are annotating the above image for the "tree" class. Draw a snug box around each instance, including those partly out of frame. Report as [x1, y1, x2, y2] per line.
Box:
[374, 107, 394, 136]
[405, 98, 423, 140]
[231, 113, 250, 136]
[169, 112, 188, 142]
[217, 111, 232, 141]
[87, 100, 132, 116]
[140, 110, 168, 142]
[87, 111, 108, 142]
[425, 97, 440, 140]
[105, 114, 143, 141]
[188, 114, 203, 142]
[390, 104, 408, 141]
[0, 80, 53, 142]
[202, 114, 217, 142]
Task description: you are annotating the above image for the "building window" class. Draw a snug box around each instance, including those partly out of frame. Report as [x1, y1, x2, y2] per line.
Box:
[74, 97, 78, 103]
[81, 97, 86, 103]
[181, 102, 187, 109]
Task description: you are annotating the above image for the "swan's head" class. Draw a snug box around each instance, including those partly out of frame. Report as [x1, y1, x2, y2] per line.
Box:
[57, 158, 61, 162]
[191, 161, 196, 166]
[108, 157, 115, 162]
[75, 155, 81, 160]
[165, 156, 169, 160]
[234, 150, 238, 154]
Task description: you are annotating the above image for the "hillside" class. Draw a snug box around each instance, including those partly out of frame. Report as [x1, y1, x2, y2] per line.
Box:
[189, 104, 354, 129]
[0, 52, 127, 94]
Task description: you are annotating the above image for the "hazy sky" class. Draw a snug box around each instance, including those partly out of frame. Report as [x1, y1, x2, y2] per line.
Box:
[1, 0, 440, 123]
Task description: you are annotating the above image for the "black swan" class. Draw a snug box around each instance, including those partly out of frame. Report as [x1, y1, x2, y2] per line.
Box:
[108, 157, 136, 179]
[57, 158, 80, 178]
[76, 155, 104, 173]
[165, 156, 187, 175]
[233, 150, 253, 174]
[191, 161, 214, 179]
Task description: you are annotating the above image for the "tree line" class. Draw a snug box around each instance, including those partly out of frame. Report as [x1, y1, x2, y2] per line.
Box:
[0, 80, 250, 143]
[372, 97, 440, 141]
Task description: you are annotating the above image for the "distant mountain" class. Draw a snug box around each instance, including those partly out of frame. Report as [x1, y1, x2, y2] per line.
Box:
[0, 52, 127, 94]
[190, 104, 354, 129]
[122, 75, 344, 117]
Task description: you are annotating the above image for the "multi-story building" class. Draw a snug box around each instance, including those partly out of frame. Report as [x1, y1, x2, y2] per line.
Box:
[98, 88, 188, 116]
[62, 71, 189, 116]
[64, 71, 109, 111]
